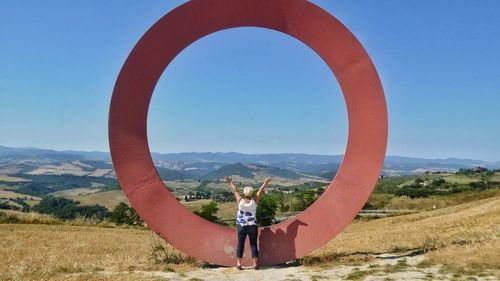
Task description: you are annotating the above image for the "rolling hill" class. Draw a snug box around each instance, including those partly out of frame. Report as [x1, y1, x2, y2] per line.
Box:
[1, 146, 499, 182]
[200, 162, 304, 181]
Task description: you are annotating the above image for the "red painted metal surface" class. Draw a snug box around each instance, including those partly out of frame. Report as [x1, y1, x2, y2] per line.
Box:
[109, 0, 387, 266]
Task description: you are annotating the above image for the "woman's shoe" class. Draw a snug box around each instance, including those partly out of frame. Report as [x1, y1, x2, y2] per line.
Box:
[236, 265, 242, 270]
[253, 265, 259, 270]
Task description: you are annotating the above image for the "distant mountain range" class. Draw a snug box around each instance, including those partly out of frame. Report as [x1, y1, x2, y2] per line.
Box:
[200, 162, 303, 181]
[1, 145, 499, 179]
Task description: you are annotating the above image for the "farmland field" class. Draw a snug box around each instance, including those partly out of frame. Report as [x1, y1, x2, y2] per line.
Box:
[0, 174, 30, 182]
[61, 190, 130, 210]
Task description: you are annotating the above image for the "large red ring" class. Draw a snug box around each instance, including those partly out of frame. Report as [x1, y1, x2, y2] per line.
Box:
[109, 0, 387, 266]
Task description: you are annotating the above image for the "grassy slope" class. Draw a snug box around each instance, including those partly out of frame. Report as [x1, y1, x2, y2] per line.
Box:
[367, 189, 500, 211]
[0, 223, 167, 281]
[59, 190, 130, 210]
[0, 174, 30, 182]
[305, 195, 500, 269]
[1, 194, 499, 280]
[183, 199, 237, 219]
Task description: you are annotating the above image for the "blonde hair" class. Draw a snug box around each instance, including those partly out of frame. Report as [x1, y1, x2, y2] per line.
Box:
[243, 186, 254, 197]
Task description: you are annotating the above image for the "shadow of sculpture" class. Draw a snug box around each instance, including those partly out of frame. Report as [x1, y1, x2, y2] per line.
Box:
[257, 219, 308, 264]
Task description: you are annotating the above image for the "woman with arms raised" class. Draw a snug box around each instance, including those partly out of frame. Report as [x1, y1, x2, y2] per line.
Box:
[225, 175, 272, 270]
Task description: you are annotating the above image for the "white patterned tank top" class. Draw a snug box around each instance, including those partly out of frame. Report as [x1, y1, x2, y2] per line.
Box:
[236, 198, 257, 226]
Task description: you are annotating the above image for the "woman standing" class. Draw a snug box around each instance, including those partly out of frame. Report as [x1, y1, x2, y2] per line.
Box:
[225, 175, 272, 270]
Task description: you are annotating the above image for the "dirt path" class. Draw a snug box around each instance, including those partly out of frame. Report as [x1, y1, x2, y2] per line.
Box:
[116, 252, 499, 281]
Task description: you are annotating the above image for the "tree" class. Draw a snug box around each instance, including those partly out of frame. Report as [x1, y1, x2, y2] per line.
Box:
[128, 206, 142, 225]
[469, 181, 487, 190]
[33, 196, 111, 220]
[432, 178, 446, 187]
[33, 196, 79, 219]
[315, 187, 325, 196]
[256, 195, 276, 227]
[74, 205, 111, 220]
[110, 202, 143, 225]
[292, 190, 316, 212]
[195, 201, 219, 223]
[273, 193, 286, 212]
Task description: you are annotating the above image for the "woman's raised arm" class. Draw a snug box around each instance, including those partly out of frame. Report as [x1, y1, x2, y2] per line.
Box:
[225, 176, 242, 203]
[255, 176, 272, 204]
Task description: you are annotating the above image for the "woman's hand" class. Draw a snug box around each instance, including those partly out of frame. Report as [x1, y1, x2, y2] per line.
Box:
[225, 176, 233, 183]
[264, 176, 272, 185]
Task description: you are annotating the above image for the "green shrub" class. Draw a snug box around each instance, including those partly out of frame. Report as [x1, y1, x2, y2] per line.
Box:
[110, 202, 142, 225]
[256, 195, 277, 226]
[195, 201, 219, 223]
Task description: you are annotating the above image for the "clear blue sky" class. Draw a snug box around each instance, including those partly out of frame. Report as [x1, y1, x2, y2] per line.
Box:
[1, 1, 499, 161]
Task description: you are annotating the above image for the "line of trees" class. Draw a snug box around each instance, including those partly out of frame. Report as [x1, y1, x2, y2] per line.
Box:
[27, 196, 143, 226]
[33, 196, 111, 220]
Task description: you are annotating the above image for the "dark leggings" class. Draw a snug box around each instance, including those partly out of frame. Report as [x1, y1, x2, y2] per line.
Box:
[237, 224, 258, 258]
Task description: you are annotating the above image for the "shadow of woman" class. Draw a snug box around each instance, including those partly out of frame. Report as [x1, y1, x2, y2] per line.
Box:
[257, 219, 308, 265]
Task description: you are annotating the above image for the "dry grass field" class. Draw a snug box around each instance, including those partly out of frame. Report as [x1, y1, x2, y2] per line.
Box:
[0, 174, 30, 182]
[51, 187, 102, 197]
[26, 162, 91, 176]
[304, 196, 500, 269]
[368, 188, 500, 211]
[443, 174, 483, 184]
[1, 194, 499, 280]
[61, 190, 130, 210]
[0, 190, 41, 200]
[183, 199, 237, 220]
[491, 173, 500, 182]
[396, 172, 500, 187]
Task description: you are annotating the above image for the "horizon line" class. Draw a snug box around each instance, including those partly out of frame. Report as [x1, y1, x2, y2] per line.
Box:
[1, 144, 498, 163]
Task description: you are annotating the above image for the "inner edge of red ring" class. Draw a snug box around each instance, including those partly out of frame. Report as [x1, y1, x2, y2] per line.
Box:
[144, 26, 351, 231]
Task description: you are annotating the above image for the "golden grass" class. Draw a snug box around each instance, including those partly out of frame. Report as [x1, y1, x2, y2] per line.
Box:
[215, 201, 239, 219]
[427, 241, 500, 269]
[1, 210, 61, 224]
[491, 173, 500, 182]
[63, 190, 130, 210]
[0, 174, 30, 182]
[0, 190, 41, 200]
[181, 199, 212, 210]
[303, 195, 500, 269]
[182, 199, 237, 220]
[367, 189, 500, 211]
[51, 187, 101, 197]
[1, 194, 499, 280]
[0, 210, 148, 230]
[443, 174, 482, 184]
[0, 221, 198, 281]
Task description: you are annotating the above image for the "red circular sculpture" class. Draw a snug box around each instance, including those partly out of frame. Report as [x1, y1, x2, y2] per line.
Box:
[109, 0, 387, 266]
